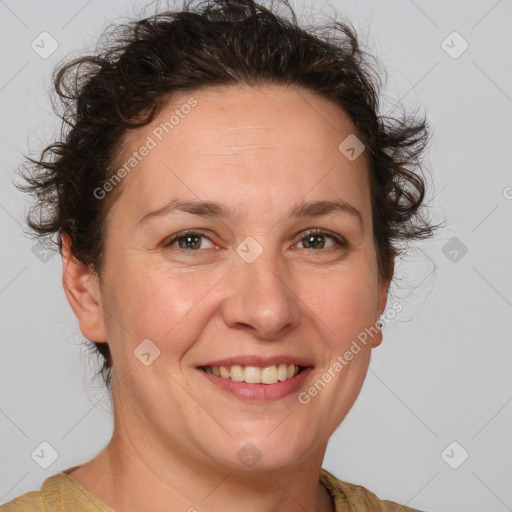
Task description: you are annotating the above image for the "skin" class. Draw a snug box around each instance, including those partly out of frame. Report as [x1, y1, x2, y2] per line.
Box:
[61, 84, 391, 512]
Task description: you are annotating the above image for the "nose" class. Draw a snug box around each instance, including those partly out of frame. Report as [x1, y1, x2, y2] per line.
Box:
[220, 248, 301, 339]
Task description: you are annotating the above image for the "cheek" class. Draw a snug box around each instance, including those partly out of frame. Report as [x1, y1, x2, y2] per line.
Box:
[102, 261, 226, 361]
[301, 267, 380, 344]
[293, 270, 379, 435]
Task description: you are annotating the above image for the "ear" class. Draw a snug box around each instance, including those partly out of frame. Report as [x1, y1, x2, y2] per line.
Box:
[61, 234, 108, 343]
[371, 259, 394, 348]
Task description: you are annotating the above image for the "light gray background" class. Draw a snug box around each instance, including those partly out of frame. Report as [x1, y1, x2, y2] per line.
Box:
[1, 1, 511, 511]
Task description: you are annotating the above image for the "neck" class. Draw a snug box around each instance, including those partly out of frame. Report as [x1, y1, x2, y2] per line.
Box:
[70, 416, 334, 512]
[67, 387, 335, 512]
[103, 429, 334, 512]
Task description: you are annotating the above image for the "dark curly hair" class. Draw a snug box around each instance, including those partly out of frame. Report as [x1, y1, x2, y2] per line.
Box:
[17, 0, 435, 390]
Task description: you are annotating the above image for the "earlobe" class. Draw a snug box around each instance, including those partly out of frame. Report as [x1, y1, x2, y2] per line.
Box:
[61, 234, 108, 343]
[371, 319, 384, 348]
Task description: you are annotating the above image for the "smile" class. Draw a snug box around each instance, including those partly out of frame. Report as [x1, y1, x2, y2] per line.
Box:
[200, 364, 304, 385]
[197, 363, 314, 402]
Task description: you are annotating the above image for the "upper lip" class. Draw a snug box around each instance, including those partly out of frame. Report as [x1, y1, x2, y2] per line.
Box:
[197, 355, 314, 368]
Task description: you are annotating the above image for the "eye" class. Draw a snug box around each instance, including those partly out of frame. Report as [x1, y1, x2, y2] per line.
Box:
[163, 228, 347, 252]
[163, 230, 216, 250]
[295, 229, 347, 250]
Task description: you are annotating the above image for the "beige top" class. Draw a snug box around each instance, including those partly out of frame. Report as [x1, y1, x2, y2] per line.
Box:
[0, 467, 424, 511]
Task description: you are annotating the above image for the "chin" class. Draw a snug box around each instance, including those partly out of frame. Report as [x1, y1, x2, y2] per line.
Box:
[204, 427, 316, 472]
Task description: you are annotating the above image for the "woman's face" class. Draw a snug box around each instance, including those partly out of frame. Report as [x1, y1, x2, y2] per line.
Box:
[72, 84, 390, 472]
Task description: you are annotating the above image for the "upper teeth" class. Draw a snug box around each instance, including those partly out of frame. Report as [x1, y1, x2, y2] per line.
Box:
[203, 364, 301, 384]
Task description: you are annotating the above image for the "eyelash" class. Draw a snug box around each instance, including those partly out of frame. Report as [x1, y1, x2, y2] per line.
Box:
[163, 228, 347, 252]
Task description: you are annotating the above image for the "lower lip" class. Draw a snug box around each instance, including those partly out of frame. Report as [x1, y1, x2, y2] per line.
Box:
[198, 367, 314, 402]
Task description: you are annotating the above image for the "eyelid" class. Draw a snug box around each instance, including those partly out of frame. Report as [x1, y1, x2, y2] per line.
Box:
[293, 228, 347, 248]
[164, 228, 347, 250]
[163, 229, 216, 248]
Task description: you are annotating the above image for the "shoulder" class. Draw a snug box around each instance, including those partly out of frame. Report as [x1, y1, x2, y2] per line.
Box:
[0, 471, 112, 512]
[320, 467, 425, 512]
[0, 490, 45, 512]
[0, 472, 70, 512]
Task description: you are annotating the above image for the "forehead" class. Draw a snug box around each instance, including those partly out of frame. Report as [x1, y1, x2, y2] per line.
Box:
[109, 84, 370, 221]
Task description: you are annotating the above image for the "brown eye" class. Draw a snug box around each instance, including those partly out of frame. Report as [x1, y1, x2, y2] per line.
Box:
[164, 231, 215, 250]
[296, 229, 346, 250]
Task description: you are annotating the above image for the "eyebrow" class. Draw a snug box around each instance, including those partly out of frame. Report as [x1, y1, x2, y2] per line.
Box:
[137, 198, 363, 227]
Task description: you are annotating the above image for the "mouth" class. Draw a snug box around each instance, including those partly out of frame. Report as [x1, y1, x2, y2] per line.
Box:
[196, 359, 314, 402]
[198, 363, 307, 385]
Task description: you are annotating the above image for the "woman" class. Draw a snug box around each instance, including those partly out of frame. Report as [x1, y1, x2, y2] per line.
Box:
[1, 0, 434, 510]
